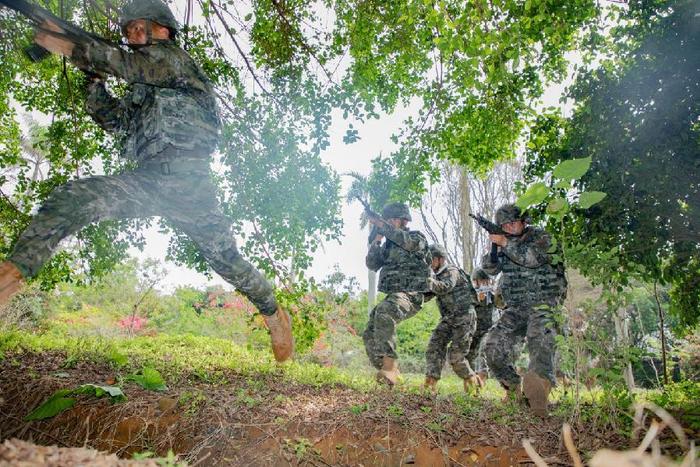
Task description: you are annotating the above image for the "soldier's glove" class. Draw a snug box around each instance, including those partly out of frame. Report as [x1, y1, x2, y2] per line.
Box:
[427, 277, 437, 292]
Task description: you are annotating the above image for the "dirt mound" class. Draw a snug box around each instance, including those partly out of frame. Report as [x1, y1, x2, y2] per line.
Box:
[0, 438, 158, 466]
[0, 351, 635, 466]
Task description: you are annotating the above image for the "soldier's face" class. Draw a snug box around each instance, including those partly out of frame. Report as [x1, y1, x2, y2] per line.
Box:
[431, 257, 444, 271]
[501, 220, 525, 236]
[125, 20, 170, 44]
[388, 218, 404, 229]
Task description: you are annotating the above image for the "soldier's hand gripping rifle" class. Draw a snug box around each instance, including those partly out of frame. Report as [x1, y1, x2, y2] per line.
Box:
[353, 196, 388, 245]
[469, 213, 507, 263]
[0, 0, 114, 77]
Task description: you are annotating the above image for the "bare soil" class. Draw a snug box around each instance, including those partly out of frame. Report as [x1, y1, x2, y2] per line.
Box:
[0, 351, 643, 466]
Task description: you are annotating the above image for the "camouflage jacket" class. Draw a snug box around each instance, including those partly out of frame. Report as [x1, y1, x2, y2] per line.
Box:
[366, 224, 431, 293]
[427, 264, 477, 319]
[474, 291, 496, 321]
[481, 226, 566, 307]
[73, 39, 221, 161]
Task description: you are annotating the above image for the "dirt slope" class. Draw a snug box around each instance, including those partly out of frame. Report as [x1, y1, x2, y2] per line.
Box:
[0, 351, 634, 466]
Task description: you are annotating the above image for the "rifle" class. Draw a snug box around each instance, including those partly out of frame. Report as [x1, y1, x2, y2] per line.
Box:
[469, 213, 507, 263]
[353, 196, 387, 245]
[1, 0, 116, 72]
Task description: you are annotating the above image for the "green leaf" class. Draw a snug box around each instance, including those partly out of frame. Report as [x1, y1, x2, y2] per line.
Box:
[554, 180, 571, 190]
[553, 157, 592, 181]
[75, 384, 126, 401]
[578, 191, 607, 209]
[128, 367, 168, 392]
[25, 390, 76, 421]
[515, 182, 549, 209]
[546, 197, 569, 214]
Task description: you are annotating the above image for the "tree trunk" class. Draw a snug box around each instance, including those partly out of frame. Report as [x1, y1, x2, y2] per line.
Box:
[613, 307, 636, 392]
[459, 167, 474, 270]
[367, 269, 377, 315]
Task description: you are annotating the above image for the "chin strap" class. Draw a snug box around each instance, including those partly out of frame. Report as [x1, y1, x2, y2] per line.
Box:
[146, 19, 153, 45]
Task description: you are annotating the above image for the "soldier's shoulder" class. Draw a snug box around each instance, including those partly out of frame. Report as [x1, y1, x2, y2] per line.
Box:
[408, 229, 428, 240]
[523, 226, 550, 241]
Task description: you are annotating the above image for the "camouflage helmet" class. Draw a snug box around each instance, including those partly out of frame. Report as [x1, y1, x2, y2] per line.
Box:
[429, 244, 448, 259]
[120, 0, 180, 35]
[471, 267, 490, 282]
[382, 202, 411, 221]
[495, 204, 525, 226]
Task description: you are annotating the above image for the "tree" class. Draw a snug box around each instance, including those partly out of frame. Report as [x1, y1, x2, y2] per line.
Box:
[524, 0, 700, 331]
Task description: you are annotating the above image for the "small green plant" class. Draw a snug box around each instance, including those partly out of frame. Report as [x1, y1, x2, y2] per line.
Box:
[284, 438, 315, 461]
[126, 367, 168, 392]
[349, 403, 369, 415]
[178, 390, 207, 417]
[25, 384, 125, 421]
[387, 404, 404, 417]
[236, 388, 260, 408]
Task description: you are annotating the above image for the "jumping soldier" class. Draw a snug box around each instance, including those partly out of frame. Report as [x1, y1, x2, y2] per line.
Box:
[0, 0, 294, 362]
[363, 202, 432, 386]
[481, 204, 567, 416]
[423, 244, 482, 393]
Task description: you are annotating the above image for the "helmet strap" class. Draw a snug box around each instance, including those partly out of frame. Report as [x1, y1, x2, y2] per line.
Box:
[146, 19, 153, 45]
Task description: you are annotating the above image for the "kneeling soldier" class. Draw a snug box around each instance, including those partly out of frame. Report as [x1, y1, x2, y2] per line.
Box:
[424, 244, 482, 393]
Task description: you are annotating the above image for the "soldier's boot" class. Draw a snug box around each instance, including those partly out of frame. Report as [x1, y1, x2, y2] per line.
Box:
[463, 374, 484, 392]
[424, 376, 438, 393]
[376, 356, 400, 387]
[263, 307, 294, 362]
[0, 261, 24, 307]
[501, 382, 524, 404]
[522, 371, 552, 417]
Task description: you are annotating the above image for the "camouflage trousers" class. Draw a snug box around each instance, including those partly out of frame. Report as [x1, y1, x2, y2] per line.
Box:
[425, 308, 477, 380]
[483, 304, 557, 388]
[9, 148, 278, 316]
[363, 292, 424, 369]
[466, 305, 494, 372]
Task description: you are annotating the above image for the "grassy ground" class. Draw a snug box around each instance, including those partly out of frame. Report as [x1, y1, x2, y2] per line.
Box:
[1, 327, 697, 465]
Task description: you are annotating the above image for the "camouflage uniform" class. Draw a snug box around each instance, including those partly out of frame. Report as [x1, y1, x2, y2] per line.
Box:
[8, 17, 278, 316]
[363, 210, 431, 369]
[468, 289, 496, 372]
[424, 264, 478, 380]
[482, 226, 567, 387]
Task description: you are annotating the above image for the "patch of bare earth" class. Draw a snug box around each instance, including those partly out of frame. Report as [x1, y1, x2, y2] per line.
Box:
[0, 352, 635, 466]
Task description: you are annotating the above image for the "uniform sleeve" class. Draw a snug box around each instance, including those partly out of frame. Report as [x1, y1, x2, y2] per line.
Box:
[85, 81, 129, 133]
[480, 251, 502, 275]
[428, 268, 459, 295]
[377, 224, 427, 252]
[365, 242, 385, 271]
[501, 229, 553, 268]
[71, 40, 178, 86]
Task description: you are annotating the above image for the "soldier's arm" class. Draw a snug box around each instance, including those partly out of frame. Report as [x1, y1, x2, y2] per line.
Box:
[501, 229, 552, 268]
[365, 243, 385, 271]
[71, 40, 178, 86]
[376, 224, 427, 252]
[428, 268, 459, 295]
[480, 251, 502, 275]
[85, 80, 129, 132]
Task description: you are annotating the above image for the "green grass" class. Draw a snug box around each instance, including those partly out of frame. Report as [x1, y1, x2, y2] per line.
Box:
[0, 328, 377, 392]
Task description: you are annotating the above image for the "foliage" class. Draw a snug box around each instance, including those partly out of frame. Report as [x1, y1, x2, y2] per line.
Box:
[126, 367, 168, 392]
[25, 383, 125, 421]
[523, 0, 700, 330]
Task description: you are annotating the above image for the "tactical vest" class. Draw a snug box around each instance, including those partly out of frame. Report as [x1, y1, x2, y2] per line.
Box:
[435, 265, 477, 318]
[123, 46, 221, 160]
[498, 232, 567, 308]
[377, 232, 432, 293]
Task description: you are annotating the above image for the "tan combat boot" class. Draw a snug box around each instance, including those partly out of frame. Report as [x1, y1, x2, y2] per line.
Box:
[522, 371, 552, 417]
[0, 261, 24, 307]
[424, 376, 438, 393]
[376, 356, 400, 387]
[463, 374, 484, 392]
[263, 307, 294, 362]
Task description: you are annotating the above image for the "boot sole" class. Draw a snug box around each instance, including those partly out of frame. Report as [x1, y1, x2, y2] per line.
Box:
[376, 371, 396, 387]
[522, 372, 548, 417]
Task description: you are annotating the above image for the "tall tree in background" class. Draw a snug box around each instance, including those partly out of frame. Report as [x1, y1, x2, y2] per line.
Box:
[525, 0, 700, 331]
